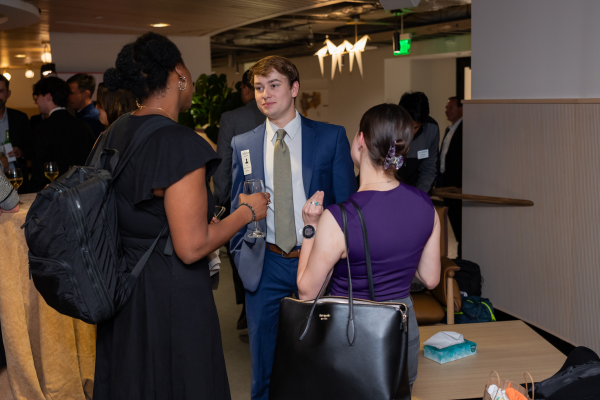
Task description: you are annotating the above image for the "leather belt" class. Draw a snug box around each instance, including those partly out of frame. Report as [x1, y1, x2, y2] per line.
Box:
[267, 243, 301, 258]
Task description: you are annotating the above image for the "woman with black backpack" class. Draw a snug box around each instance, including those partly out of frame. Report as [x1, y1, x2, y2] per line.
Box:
[93, 33, 269, 400]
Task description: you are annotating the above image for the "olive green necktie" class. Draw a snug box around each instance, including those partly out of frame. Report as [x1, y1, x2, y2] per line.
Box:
[274, 128, 297, 253]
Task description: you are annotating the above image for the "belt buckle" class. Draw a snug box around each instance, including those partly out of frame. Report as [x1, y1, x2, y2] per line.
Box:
[281, 249, 292, 258]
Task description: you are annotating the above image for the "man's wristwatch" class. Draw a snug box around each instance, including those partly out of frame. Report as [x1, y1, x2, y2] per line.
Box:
[302, 225, 316, 239]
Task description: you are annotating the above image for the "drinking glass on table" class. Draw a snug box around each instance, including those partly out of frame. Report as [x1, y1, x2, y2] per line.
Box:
[243, 179, 266, 238]
[44, 162, 59, 182]
[7, 168, 23, 191]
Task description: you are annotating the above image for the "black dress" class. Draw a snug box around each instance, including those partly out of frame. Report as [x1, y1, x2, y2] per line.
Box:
[93, 115, 230, 400]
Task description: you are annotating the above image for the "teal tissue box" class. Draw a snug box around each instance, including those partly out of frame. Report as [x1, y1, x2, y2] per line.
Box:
[424, 339, 477, 364]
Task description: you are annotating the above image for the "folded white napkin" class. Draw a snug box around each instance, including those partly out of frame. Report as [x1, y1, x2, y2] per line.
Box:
[423, 331, 465, 349]
[487, 384, 509, 400]
[207, 250, 221, 277]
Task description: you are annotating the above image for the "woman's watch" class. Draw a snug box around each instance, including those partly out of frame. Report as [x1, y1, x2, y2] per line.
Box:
[302, 225, 316, 239]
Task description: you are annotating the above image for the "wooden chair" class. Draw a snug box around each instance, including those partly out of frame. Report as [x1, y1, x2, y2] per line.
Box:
[412, 205, 461, 325]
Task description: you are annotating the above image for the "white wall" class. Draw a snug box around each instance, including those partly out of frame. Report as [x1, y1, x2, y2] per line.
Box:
[4, 69, 38, 115]
[472, 0, 600, 99]
[3, 33, 212, 116]
[50, 32, 211, 85]
[215, 35, 470, 143]
[465, 0, 600, 353]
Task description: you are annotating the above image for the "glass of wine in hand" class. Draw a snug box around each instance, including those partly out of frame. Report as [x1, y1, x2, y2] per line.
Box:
[243, 179, 266, 238]
[45, 162, 59, 183]
[7, 168, 23, 191]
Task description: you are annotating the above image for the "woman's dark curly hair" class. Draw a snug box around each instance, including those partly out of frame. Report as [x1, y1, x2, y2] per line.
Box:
[104, 32, 183, 101]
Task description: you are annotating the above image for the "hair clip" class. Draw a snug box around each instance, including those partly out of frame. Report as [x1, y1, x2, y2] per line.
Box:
[384, 144, 403, 170]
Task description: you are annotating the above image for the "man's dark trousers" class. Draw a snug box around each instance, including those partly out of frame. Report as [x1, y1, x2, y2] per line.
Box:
[246, 248, 299, 400]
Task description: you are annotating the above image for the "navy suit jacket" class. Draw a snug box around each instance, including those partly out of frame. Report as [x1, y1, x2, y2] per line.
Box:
[230, 115, 358, 292]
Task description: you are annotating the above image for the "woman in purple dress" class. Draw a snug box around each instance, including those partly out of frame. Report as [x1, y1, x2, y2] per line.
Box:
[297, 103, 441, 390]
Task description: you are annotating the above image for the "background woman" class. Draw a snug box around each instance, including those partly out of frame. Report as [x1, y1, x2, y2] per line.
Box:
[94, 32, 268, 400]
[296, 103, 441, 390]
[95, 82, 137, 127]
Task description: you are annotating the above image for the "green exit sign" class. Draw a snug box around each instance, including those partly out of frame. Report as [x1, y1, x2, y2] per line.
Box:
[393, 33, 412, 56]
[395, 39, 411, 55]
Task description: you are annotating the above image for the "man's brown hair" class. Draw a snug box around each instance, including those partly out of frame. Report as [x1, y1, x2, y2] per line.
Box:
[249, 56, 300, 88]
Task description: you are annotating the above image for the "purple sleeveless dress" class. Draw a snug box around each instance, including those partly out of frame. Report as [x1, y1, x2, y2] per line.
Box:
[328, 183, 434, 301]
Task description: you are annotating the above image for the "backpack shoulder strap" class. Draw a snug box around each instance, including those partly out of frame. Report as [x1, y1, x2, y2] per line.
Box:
[131, 222, 169, 278]
[85, 112, 131, 167]
[109, 115, 176, 181]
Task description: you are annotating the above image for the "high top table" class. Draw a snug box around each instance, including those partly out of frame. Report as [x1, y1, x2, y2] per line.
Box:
[0, 193, 96, 400]
[412, 320, 567, 400]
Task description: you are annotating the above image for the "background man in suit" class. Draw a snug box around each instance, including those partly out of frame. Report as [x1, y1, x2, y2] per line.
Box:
[67, 73, 103, 138]
[26, 77, 95, 193]
[438, 96, 463, 256]
[230, 56, 357, 400]
[0, 75, 33, 182]
[214, 69, 266, 330]
[397, 91, 439, 193]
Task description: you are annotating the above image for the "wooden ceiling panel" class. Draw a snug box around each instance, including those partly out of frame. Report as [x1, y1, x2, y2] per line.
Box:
[0, 0, 330, 68]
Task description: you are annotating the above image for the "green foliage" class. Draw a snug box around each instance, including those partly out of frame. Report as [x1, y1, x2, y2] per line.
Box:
[178, 73, 244, 144]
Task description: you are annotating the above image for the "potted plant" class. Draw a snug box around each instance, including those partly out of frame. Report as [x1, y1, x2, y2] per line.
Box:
[178, 73, 244, 144]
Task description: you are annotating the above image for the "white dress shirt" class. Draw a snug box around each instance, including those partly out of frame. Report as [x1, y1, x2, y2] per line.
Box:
[264, 110, 307, 246]
[49, 107, 66, 116]
[440, 117, 462, 174]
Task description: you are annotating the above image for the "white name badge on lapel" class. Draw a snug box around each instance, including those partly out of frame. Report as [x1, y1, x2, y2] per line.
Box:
[241, 150, 252, 175]
[417, 149, 429, 160]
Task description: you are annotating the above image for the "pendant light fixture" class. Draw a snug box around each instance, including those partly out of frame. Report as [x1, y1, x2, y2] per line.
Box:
[315, 25, 370, 80]
[41, 42, 52, 64]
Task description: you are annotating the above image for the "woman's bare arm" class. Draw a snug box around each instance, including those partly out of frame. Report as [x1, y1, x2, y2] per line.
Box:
[163, 167, 268, 264]
[415, 210, 441, 289]
[297, 210, 346, 299]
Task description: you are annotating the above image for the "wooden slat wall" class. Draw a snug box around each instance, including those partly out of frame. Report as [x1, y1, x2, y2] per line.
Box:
[463, 102, 600, 353]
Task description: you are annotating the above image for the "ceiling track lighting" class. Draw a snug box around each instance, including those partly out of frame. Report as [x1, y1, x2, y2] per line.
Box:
[2, 69, 10, 81]
[306, 26, 315, 48]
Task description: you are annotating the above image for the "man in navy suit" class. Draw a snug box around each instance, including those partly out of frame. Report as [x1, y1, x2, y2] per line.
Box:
[230, 56, 357, 400]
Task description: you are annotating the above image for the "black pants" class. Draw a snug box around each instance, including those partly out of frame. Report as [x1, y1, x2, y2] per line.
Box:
[444, 198, 462, 258]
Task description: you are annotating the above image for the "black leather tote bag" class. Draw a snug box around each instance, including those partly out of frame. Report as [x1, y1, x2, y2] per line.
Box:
[269, 201, 411, 400]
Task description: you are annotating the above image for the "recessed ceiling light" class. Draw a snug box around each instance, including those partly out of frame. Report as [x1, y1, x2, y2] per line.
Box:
[151, 23, 170, 28]
[15, 54, 26, 58]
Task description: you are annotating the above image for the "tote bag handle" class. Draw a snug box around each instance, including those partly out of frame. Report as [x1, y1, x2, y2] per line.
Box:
[299, 203, 356, 345]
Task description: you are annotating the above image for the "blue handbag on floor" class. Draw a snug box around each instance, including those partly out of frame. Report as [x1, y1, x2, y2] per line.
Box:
[455, 295, 496, 324]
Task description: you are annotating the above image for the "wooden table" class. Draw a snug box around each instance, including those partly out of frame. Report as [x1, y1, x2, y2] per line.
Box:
[412, 321, 566, 400]
[0, 193, 96, 400]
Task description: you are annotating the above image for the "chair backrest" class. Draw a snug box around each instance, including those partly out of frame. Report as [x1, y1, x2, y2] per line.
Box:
[434, 205, 449, 258]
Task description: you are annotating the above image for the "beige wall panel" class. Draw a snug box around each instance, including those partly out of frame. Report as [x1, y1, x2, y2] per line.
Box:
[572, 105, 600, 351]
[462, 103, 600, 349]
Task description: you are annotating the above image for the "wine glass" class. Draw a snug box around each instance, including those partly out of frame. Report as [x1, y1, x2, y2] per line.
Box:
[214, 206, 226, 221]
[243, 179, 266, 238]
[44, 162, 59, 183]
[7, 168, 23, 191]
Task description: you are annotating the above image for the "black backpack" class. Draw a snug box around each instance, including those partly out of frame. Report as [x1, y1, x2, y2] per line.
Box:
[452, 258, 484, 297]
[23, 114, 173, 324]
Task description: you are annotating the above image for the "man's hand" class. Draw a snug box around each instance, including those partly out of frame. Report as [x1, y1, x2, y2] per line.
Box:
[8, 147, 23, 159]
